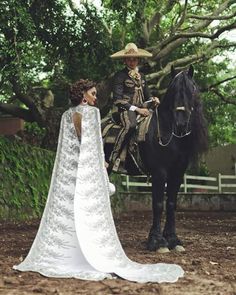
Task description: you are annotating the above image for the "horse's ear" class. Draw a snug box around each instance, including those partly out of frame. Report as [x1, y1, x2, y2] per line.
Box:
[171, 65, 177, 79]
[188, 65, 194, 78]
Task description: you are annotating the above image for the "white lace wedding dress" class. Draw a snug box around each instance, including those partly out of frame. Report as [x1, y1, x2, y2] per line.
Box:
[13, 104, 184, 283]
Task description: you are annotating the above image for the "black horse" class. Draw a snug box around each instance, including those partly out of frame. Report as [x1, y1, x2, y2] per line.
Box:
[139, 65, 208, 252]
[104, 65, 208, 252]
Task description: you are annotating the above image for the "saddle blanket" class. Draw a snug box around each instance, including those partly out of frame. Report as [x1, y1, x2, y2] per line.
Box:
[101, 111, 153, 175]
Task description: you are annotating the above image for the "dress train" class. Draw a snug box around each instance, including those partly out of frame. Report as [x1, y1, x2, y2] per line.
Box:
[13, 105, 184, 283]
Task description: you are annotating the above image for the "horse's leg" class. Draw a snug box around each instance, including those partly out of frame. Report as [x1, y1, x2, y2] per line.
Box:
[147, 171, 169, 252]
[163, 162, 187, 251]
[104, 143, 115, 175]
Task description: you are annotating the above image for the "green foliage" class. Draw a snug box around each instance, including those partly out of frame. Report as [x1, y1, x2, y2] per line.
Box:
[0, 137, 128, 220]
[0, 136, 55, 220]
[62, 5, 115, 81]
[0, 0, 235, 148]
[0, 0, 115, 96]
[198, 161, 210, 177]
[195, 60, 236, 146]
[24, 122, 46, 137]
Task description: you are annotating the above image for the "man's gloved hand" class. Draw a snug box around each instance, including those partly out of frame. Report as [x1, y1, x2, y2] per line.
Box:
[136, 108, 150, 117]
[152, 97, 160, 106]
[142, 97, 160, 110]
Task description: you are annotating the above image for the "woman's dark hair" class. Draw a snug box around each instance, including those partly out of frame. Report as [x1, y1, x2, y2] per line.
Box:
[69, 79, 96, 106]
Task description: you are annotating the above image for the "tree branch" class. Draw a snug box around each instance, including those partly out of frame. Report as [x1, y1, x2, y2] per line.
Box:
[187, 11, 236, 20]
[0, 103, 35, 122]
[67, 0, 80, 13]
[175, 0, 188, 31]
[142, 0, 178, 44]
[147, 40, 229, 82]
[201, 75, 236, 91]
[150, 74, 236, 102]
[148, 12, 161, 35]
[211, 89, 236, 105]
[212, 22, 236, 39]
[152, 0, 235, 60]
[199, 75, 236, 105]
[10, 79, 45, 126]
[147, 53, 203, 81]
[158, 22, 236, 44]
[11, 79, 35, 109]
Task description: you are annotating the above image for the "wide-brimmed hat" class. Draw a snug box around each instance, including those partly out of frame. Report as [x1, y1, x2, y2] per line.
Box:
[110, 43, 152, 59]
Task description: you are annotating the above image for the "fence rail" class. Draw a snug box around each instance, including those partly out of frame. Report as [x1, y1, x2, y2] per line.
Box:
[121, 173, 236, 193]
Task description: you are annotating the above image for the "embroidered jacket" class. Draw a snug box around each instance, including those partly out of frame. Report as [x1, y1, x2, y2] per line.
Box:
[112, 67, 151, 111]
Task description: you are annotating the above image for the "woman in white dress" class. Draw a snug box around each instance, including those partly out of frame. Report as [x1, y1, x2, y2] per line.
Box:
[13, 79, 184, 283]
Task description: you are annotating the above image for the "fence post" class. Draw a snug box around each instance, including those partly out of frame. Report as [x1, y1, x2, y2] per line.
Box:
[126, 175, 130, 192]
[184, 174, 187, 193]
[218, 173, 222, 193]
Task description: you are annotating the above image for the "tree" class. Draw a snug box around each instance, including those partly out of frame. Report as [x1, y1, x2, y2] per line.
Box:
[0, 0, 235, 148]
[0, 0, 115, 148]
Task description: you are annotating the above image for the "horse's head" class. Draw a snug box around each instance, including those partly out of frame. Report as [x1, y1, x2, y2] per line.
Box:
[163, 65, 198, 136]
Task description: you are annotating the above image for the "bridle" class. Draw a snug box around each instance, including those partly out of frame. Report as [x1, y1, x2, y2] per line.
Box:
[155, 105, 193, 147]
[154, 70, 197, 147]
[173, 106, 193, 137]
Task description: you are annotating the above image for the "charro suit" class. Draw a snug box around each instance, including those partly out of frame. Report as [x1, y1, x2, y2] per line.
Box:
[110, 67, 152, 167]
[113, 67, 151, 111]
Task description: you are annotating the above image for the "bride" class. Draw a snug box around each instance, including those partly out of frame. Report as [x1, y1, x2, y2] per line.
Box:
[13, 79, 184, 283]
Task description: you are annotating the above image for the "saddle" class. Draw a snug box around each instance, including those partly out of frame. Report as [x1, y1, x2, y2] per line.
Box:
[101, 111, 153, 175]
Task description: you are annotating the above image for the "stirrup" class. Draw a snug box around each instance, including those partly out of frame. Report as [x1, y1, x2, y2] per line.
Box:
[112, 158, 121, 172]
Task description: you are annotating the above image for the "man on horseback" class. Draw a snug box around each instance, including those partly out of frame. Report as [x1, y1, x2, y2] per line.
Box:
[109, 43, 160, 172]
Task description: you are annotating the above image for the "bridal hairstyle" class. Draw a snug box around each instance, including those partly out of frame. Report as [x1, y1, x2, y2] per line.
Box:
[69, 79, 96, 106]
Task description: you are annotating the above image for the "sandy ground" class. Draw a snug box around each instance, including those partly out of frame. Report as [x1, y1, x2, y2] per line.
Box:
[0, 211, 235, 295]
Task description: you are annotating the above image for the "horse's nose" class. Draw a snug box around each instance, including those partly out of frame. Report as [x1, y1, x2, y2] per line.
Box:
[175, 112, 186, 126]
[175, 112, 188, 135]
[176, 120, 186, 128]
[175, 123, 184, 135]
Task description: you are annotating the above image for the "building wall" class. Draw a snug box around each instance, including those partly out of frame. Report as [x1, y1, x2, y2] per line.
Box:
[0, 117, 24, 135]
[119, 192, 236, 212]
[204, 144, 236, 176]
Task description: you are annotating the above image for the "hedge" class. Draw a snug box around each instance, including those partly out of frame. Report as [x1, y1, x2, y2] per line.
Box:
[0, 136, 125, 220]
[0, 137, 55, 220]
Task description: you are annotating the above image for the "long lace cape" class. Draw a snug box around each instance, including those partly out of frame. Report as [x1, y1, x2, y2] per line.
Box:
[13, 104, 184, 283]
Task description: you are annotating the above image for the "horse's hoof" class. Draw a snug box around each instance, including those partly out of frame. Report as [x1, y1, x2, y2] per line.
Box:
[146, 239, 158, 251]
[147, 229, 168, 252]
[146, 244, 157, 252]
[146, 237, 168, 252]
[174, 245, 185, 252]
[163, 233, 184, 250]
[157, 247, 170, 254]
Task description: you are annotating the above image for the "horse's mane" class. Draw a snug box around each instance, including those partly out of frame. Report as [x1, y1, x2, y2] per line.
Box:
[159, 70, 208, 158]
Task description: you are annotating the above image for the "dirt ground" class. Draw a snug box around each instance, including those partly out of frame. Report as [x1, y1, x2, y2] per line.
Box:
[0, 211, 235, 295]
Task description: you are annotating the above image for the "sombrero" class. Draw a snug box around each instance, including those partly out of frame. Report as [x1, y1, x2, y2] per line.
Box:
[110, 43, 152, 59]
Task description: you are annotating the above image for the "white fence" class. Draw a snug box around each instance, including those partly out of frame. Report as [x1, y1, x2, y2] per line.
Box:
[121, 173, 236, 193]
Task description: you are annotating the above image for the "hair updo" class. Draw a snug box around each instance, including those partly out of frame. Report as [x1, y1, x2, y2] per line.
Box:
[69, 79, 96, 106]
